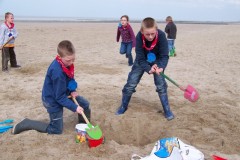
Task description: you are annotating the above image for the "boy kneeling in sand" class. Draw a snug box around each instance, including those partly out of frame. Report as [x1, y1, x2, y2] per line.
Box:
[13, 40, 91, 134]
[116, 17, 174, 120]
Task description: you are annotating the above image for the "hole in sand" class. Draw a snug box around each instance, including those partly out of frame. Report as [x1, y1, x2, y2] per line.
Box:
[107, 114, 165, 146]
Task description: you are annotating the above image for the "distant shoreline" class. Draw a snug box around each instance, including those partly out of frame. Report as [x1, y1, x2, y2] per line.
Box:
[11, 20, 240, 25]
[0, 16, 239, 25]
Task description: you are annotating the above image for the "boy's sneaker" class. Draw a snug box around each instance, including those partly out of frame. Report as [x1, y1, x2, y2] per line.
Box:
[11, 65, 21, 68]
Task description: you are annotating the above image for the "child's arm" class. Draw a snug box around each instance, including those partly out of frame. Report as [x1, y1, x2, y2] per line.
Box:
[165, 24, 170, 34]
[156, 30, 169, 70]
[129, 25, 136, 48]
[0, 25, 5, 47]
[52, 74, 78, 112]
[135, 32, 151, 73]
[12, 28, 18, 39]
[116, 28, 121, 42]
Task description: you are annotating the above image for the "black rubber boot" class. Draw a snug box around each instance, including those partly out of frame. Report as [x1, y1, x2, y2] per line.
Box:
[115, 94, 132, 115]
[12, 118, 48, 134]
[158, 93, 174, 121]
[78, 109, 91, 123]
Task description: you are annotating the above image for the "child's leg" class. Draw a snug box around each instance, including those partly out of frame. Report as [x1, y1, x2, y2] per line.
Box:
[75, 96, 91, 123]
[168, 39, 173, 52]
[2, 48, 10, 71]
[46, 110, 64, 134]
[172, 40, 176, 56]
[120, 42, 127, 55]
[126, 42, 133, 66]
[9, 47, 18, 67]
[168, 40, 175, 57]
[154, 74, 174, 120]
[12, 118, 48, 134]
[116, 64, 144, 115]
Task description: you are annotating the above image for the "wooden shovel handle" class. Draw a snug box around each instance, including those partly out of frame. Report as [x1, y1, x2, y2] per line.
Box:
[0, 37, 13, 50]
[72, 97, 90, 124]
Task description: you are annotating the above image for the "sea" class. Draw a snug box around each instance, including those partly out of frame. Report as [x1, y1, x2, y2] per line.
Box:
[0, 16, 239, 25]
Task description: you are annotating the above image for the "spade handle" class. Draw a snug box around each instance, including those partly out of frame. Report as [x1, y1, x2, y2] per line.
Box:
[0, 37, 13, 50]
[160, 72, 180, 88]
[72, 97, 90, 124]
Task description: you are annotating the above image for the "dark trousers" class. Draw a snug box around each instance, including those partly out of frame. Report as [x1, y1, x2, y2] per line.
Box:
[45, 96, 90, 134]
[2, 47, 17, 71]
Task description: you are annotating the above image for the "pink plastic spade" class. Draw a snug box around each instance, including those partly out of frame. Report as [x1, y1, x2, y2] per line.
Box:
[184, 85, 199, 102]
[160, 73, 199, 102]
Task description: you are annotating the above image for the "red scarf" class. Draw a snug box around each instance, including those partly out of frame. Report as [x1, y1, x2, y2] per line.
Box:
[142, 31, 158, 51]
[122, 24, 129, 30]
[56, 55, 74, 79]
[5, 21, 14, 29]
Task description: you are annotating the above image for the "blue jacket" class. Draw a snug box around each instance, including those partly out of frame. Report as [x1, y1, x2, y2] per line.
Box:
[42, 59, 77, 113]
[135, 29, 169, 73]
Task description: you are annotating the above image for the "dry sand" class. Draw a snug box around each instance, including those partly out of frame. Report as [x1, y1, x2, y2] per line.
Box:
[0, 22, 239, 160]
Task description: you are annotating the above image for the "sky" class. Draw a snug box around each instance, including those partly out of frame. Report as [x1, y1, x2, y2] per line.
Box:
[0, 0, 240, 22]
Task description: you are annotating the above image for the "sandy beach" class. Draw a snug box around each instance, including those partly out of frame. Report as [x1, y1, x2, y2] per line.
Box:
[0, 22, 239, 160]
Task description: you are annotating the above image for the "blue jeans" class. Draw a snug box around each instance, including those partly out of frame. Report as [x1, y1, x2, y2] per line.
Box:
[167, 39, 175, 52]
[46, 96, 90, 134]
[122, 62, 168, 96]
[120, 42, 133, 65]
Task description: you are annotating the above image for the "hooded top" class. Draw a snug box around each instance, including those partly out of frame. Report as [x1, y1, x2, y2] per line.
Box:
[0, 22, 18, 47]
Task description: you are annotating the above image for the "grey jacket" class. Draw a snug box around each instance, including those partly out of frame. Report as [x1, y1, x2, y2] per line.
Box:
[0, 23, 18, 46]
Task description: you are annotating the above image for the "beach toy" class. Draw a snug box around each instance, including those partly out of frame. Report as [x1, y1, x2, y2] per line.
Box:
[75, 123, 88, 133]
[72, 97, 103, 140]
[212, 155, 227, 160]
[160, 73, 199, 102]
[132, 137, 204, 160]
[75, 123, 88, 143]
[75, 133, 86, 143]
[0, 119, 14, 124]
[86, 134, 104, 148]
[0, 125, 13, 133]
[0, 119, 14, 133]
[0, 37, 13, 50]
[147, 52, 156, 63]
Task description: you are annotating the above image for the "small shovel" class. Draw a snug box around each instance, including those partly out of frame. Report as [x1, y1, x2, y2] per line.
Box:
[160, 73, 199, 102]
[72, 97, 102, 140]
[0, 37, 14, 50]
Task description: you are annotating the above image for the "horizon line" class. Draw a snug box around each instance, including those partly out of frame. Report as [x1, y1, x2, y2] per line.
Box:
[0, 16, 240, 24]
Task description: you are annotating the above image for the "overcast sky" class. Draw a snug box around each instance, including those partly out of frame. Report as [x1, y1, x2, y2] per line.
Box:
[0, 0, 240, 21]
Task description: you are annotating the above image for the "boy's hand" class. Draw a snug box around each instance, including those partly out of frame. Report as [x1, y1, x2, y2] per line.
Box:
[76, 106, 84, 114]
[155, 67, 163, 75]
[71, 91, 78, 98]
[149, 64, 158, 74]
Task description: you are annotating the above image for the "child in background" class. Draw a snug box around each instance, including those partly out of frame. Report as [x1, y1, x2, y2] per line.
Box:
[165, 16, 177, 57]
[0, 12, 21, 72]
[116, 15, 136, 66]
[13, 40, 91, 134]
[116, 17, 174, 120]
